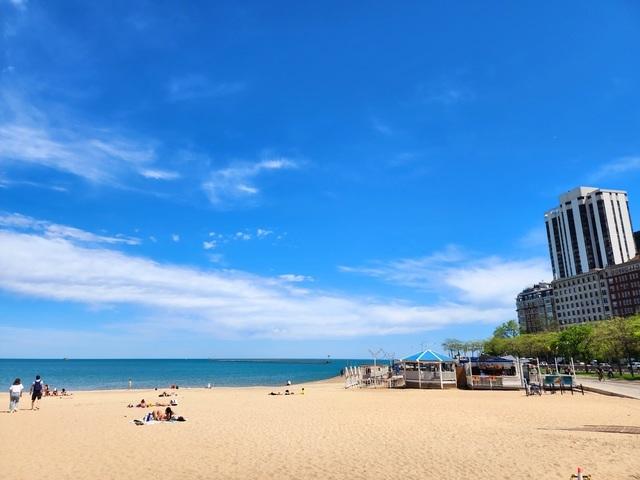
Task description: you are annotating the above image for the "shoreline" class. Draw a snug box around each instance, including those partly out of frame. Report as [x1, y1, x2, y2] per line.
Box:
[31, 375, 345, 394]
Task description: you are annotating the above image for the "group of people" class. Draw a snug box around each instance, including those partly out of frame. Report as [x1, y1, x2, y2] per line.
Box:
[8, 375, 46, 413]
[128, 398, 178, 408]
[596, 366, 615, 381]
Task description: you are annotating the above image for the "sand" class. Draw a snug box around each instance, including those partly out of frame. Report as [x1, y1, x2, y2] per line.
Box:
[2, 379, 639, 480]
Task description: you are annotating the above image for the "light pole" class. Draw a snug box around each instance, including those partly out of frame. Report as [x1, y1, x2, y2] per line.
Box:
[369, 348, 383, 368]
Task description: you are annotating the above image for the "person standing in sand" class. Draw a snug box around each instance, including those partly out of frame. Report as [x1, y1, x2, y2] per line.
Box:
[9, 378, 24, 413]
[30, 375, 44, 410]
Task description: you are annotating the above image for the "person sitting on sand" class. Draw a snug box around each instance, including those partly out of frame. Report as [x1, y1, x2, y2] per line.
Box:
[159, 391, 170, 397]
[137, 399, 147, 408]
[44, 384, 50, 397]
[151, 407, 174, 421]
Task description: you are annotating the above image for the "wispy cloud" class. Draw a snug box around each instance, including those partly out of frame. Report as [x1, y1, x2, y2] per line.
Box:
[256, 228, 273, 238]
[589, 156, 640, 181]
[0, 94, 172, 185]
[417, 77, 474, 106]
[0, 216, 510, 340]
[139, 169, 180, 180]
[171, 233, 180, 242]
[8, 0, 27, 10]
[203, 240, 217, 250]
[341, 245, 551, 309]
[371, 117, 393, 136]
[0, 212, 141, 245]
[278, 274, 313, 283]
[167, 74, 246, 102]
[202, 157, 298, 207]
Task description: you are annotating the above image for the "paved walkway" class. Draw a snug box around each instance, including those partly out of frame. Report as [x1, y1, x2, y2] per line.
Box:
[579, 378, 640, 399]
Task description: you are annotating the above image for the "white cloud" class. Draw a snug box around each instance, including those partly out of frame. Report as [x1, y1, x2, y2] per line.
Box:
[167, 75, 246, 102]
[278, 274, 313, 283]
[371, 117, 393, 136]
[0, 212, 140, 245]
[0, 218, 512, 340]
[341, 246, 551, 309]
[9, 0, 27, 9]
[139, 169, 180, 180]
[256, 228, 273, 238]
[418, 78, 474, 106]
[589, 156, 640, 181]
[203, 240, 217, 250]
[171, 234, 180, 242]
[0, 94, 172, 185]
[235, 232, 251, 241]
[202, 157, 297, 207]
[207, 253, 224, 264]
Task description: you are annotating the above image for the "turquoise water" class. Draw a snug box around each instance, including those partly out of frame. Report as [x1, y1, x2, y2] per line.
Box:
[0, 359, 366, 391]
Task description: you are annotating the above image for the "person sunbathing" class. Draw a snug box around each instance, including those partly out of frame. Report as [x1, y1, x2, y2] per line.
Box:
[152, 407, 174, 421]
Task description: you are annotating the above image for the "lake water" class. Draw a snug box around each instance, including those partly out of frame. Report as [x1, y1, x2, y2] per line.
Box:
[0, 358, 367, 391]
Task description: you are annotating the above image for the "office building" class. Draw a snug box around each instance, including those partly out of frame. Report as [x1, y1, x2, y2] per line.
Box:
[552, 270, 611, 327]
[545, 187, 636, 280]
[515, 283, 556, 333]
[604, 258, 640, 317]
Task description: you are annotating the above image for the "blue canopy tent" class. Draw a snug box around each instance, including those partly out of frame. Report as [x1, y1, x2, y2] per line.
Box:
[399, 350, 457, 389]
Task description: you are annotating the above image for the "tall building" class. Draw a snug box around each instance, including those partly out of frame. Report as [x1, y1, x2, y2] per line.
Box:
[552, 270, 612, 327]
[604, 258, 640, 317]
[545, 187, 636, 280]
[516, 282, 556, 333]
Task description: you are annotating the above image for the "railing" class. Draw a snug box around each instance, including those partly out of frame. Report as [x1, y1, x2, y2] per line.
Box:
[404, 370, 456, 382]
[469, 375, 521, 389]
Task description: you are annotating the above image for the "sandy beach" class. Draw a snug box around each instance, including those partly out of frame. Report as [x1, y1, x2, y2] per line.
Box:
[2, 379, 639, 480]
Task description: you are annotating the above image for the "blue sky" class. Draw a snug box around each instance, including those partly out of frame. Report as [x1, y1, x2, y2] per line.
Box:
[1, 1, 639, 358]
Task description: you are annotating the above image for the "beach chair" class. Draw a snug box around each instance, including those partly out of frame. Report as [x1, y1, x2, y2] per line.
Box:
[560, 375, 574, 395]
[543, 375, 558, 394]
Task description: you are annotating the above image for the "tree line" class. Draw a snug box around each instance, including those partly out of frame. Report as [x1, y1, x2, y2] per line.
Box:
[442, 316, 640, 376]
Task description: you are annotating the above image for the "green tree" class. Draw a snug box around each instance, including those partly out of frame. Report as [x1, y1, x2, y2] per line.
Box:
[493, 320, 520, 339]
[556, 325, 593, 362]
[592, 316, 640, 376]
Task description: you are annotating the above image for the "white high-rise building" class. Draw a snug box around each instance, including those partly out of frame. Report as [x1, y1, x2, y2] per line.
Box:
[544, 186, 636, 279]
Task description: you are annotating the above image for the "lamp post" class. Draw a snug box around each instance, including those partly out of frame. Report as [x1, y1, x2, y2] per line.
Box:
[368, 348, 383, 368]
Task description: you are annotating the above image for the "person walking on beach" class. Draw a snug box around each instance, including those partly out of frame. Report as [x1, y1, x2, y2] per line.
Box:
[30, 375, 44, 410]
[9, 378, 24, 413]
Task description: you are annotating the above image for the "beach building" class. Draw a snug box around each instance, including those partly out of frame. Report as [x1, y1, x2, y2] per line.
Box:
[544, 187, 636, 280]
[398, 350, 457, 389]
[460, 355, 522, 390]
[516, 282, 556, 333]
